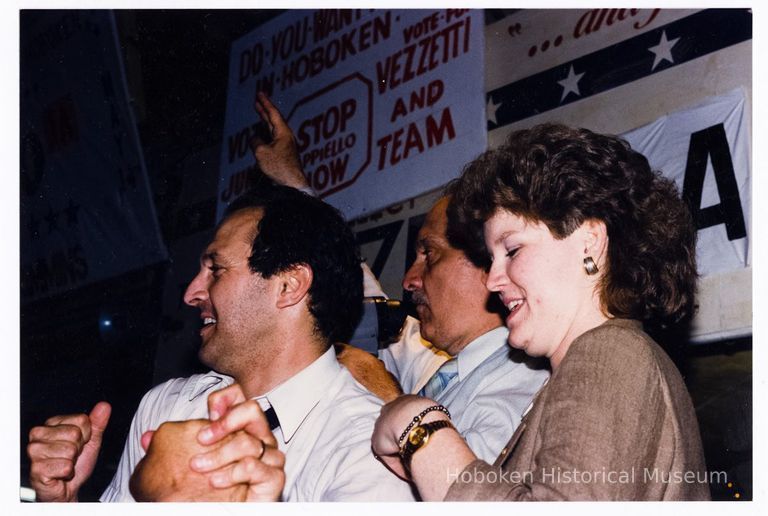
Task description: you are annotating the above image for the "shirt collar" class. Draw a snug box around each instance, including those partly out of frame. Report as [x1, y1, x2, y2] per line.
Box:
[187, 372, 233, 402]
[256, 346, 340, 444]
[455, 326, 509, 381]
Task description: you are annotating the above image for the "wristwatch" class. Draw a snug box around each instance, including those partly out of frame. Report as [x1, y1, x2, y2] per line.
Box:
[400, 420, 454, 472]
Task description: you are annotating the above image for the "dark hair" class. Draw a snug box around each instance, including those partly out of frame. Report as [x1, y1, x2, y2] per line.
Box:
[224, 184, 363, 344]
[447, 123, 697, 328]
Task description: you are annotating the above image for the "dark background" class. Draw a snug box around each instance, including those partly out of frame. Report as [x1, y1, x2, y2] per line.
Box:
[20, 9, 286, 500]
[19, 9, 752, 501]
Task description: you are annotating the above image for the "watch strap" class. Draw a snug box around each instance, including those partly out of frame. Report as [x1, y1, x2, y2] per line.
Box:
[400, 419, 454, 472]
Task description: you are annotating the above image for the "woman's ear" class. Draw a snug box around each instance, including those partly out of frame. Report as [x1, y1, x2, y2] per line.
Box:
[581, 219, 609, 266]
[275, 264, 313, 309]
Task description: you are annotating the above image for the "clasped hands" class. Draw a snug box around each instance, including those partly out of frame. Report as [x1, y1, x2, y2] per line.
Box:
[129, 384, 285, 502]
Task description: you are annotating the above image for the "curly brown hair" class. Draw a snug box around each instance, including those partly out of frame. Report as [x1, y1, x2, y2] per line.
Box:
[446, 123, 697, 328]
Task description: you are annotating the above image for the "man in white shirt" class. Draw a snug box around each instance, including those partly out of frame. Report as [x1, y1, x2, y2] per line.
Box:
[252, 93, 549, 463]
[27, 185, 415, 502]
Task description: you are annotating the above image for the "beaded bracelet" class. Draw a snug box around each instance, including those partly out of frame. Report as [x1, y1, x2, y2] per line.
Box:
[397, 404, 451, 449]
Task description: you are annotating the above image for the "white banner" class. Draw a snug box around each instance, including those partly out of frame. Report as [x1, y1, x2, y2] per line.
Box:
[479, 8, 751, 342]
[484, 9, 695, 91]
[218, 8, 487, 221]
[622, 88, 750, 277]
[20, 11, 167, 302]
[353, 90, 751, 341]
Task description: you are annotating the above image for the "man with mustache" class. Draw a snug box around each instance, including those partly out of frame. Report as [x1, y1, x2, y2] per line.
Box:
[252, 93, 549, 462]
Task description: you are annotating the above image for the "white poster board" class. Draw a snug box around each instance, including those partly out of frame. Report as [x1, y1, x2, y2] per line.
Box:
[218, 8, 487, 221]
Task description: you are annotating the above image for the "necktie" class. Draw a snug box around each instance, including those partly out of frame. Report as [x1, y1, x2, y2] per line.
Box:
[257, 398, 281, 431]
[418, 358, 458, 400]
[264, 406, 280, 431]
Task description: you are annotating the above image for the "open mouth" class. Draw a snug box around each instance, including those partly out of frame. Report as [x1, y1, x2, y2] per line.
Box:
[503, 299, 525, 327]
[200, 316, 217, 335]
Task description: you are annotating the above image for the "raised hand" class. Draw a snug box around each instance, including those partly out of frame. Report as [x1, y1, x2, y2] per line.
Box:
[27, 401, 112, 502]
[251, 91, 309, 190]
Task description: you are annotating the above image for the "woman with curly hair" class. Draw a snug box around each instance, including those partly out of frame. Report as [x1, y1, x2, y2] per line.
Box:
[372, 123, 709, 500]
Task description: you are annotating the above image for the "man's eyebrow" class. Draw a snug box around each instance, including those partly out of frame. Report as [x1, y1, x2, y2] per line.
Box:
[416, 237, 431, 248]
[417, 236, 447, 253]
[200, 251, 218, 263]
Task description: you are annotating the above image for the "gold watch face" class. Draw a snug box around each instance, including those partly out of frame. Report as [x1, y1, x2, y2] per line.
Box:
[408, 425, 428, 445]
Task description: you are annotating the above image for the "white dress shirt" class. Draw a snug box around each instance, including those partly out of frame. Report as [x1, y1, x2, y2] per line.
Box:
[378, 315, 450, 393]
[101, 347, 415, 502]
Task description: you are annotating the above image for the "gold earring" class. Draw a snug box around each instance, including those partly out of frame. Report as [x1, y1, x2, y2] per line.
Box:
[583, 256, 599, 275]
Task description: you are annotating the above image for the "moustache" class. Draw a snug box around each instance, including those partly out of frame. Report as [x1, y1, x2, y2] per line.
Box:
[410, 291, 428, 307]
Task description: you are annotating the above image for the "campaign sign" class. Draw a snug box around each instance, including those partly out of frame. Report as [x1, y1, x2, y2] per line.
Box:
[218, 9, 486, 221]
[288, 73, 372, 197]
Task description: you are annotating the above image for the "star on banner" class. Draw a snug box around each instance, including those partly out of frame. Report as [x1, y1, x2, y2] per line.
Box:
[557, 65, 585, 103]
[486, 94, 503, 126]
[648, 30, 680, 71]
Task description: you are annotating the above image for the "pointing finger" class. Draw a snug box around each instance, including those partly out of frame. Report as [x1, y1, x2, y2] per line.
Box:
[255, 92, 292, 138]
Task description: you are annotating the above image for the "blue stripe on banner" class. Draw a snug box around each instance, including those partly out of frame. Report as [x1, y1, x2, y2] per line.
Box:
[487, 9, 752, 130]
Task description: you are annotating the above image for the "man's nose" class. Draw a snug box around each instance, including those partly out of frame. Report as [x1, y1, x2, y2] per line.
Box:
[402, 259, 423, 292]
[183, 270, 209, 307]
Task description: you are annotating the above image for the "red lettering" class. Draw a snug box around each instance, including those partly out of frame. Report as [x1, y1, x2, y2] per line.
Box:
[307, 154, 350, 191]
[426, 107, 455, 146]
[634, 8, 661, 29]
[376, 56, 391, 94]
[239, 43, 264, 84]
[271, 17, 310, 63]
[296, 99, 357, 152]
[227, 123, 267, 164]
[221, 167, 251, 202]
[375, 107, 456, 170]
[390, 98, 408, 122]
[574, 10, 598, 38]
[390, 79, 444, 122]
[403, 122, 425, 160]
[445, 8, 469, 24]
[375, 19, 470, 94]
[402, 12, 440, 44]
[282, 12, 391, 91]
[313, 9, 362, 43]
[574, 8, 662, 40]
[301, 134, 356, 168]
